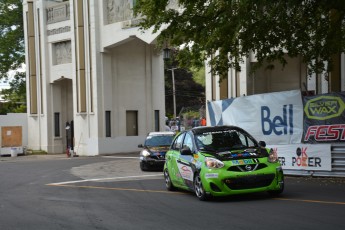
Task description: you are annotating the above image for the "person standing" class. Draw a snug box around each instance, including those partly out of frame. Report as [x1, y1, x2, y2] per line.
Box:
[201, 117, 206, 126]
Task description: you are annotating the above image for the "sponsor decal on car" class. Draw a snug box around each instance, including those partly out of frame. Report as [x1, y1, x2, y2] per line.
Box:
[177, 162, 193, 181]
[231, 152, 257, 158]
[231, 159, 256, 165]
[205, 173, 219, 179]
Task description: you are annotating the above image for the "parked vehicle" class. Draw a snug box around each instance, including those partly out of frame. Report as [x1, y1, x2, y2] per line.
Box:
[138, 131, 175, 171]
[164, 125, 284, 200]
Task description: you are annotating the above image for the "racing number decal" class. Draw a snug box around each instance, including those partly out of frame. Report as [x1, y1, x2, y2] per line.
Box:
[176, 160, 194, 181]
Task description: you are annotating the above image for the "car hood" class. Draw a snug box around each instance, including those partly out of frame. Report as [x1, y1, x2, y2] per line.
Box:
[202, 147, 268, 161]
[146, 146, 170, 155]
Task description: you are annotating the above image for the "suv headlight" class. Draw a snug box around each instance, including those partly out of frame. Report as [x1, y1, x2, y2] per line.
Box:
[268, 148, 278, 163]
[205, 157, 224, 169]
[140, 150, 151, 157]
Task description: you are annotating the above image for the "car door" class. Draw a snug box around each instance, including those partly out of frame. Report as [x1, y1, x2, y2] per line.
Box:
[176, 132, 196, 190]
[165, 132, 186, 187]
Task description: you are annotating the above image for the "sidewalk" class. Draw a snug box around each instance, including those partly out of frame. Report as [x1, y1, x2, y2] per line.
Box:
[0, 154, 69, 162]
[0, 152, 139, 162]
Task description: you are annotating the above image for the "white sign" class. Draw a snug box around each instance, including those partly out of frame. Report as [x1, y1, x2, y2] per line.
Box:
[207, 90, 304, 144]
[267, 144, 332, 171]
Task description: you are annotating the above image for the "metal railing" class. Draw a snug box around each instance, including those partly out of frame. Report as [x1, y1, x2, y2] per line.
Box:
[284, 143, 345, 177]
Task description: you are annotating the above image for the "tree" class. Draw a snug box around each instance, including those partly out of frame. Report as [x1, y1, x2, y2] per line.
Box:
[0, 72, 26, 114]
[0, 0, 25, 113]
[0, 0, 24, 78]
[135, 0, 345, 76]
[165, 68, 205, 117]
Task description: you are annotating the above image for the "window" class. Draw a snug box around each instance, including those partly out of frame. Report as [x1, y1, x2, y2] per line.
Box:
[105, 111, 111, 137]
[238, 132, 256, 147]
[54, 112, 60, 137]
[183, 133, 194, 151]
[154, 110, 159, 132]
[171, 132, 185, 150]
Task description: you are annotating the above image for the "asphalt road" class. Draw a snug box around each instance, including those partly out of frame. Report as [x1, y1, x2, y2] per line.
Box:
[0, 154, 344, 230]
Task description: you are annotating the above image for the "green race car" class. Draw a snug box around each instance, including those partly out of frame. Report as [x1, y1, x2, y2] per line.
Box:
[164, 125, 284, 201]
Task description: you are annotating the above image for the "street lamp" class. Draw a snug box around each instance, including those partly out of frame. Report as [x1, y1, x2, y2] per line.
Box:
[163, 47, 171, 61]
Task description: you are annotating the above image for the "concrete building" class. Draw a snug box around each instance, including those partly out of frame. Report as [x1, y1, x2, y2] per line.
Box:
[206, 53, 345, 102]
[23, 0, 169, 155]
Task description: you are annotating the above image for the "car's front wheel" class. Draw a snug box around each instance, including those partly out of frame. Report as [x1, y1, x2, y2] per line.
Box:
[268, 179, 284, 196]
[164, 169, 175, 191]
[194, 173, 209, 201]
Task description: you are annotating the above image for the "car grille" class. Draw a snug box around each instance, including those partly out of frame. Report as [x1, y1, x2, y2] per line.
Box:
[150, 154, 165, 160]
[227, 163, 267, 172]
[223, 174, 275, 190]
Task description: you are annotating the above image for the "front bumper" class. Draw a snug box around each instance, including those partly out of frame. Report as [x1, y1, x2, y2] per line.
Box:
[200, 164, 284, 197]
[140, 157, 165, 169]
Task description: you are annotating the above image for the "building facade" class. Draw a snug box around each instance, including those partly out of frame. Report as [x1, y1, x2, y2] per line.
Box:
[23, 0, 167, 155]
[206, 53, 345, 102]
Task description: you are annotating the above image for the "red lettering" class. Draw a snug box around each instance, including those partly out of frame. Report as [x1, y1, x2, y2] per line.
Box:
[304, 124, 345, 142]
[304, 126, 317, 141]
[315, 125, 328, 140]
[342, 125, 345, 140]
[327, 125, 340, 140]
[301, 147, 308, 166]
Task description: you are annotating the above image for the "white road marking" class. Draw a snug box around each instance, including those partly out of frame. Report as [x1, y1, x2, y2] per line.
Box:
[47, 174, 163, 186]
[102, 156, 139, 159]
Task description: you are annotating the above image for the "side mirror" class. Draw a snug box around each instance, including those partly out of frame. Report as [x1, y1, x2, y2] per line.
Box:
[138, 144, 143, 148]
[258, 141, 266, 148]
[181, 147, 193, 155]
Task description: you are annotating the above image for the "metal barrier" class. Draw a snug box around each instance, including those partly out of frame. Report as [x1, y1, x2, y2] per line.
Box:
[284, 143, 345, 177]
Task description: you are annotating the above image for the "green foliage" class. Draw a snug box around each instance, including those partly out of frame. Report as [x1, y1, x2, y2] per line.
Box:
[135, 0, 345, 76]
[0, 72, 26, 114]
[0, 0, 24, 78]
[0, 0, 25, 113]
[165, 68, 204, 116]
[191, 67, 205, 87]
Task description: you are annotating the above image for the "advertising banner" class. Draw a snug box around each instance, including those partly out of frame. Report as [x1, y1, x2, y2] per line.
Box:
[207, 90, 304, 144]
[268, 144, 332, 171]
[303, 92, 345, 143]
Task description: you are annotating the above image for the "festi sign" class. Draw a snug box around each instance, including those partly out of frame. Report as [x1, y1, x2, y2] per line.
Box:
[303, 94, 345, 143]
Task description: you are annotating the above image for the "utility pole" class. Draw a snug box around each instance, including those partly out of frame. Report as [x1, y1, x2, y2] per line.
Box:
[167, 68, 177, 119]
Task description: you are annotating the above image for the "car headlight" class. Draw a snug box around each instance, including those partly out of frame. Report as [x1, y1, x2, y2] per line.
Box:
[268, 148, 278, 163]
[205, 157, 224, 169]
[140, 150, 151, 157]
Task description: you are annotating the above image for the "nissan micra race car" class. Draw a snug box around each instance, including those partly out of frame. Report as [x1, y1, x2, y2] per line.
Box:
[163, 126, 284, 201]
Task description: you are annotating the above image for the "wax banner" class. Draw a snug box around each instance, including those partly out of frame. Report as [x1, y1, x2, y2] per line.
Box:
[303, 92, 345, 143]
[207, 90, 304, 144]
[267, 144, 332, 171]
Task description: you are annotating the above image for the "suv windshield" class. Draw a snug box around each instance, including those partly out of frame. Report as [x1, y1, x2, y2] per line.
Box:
[145, 135, 174, 147]
[195, 129, 256, 152]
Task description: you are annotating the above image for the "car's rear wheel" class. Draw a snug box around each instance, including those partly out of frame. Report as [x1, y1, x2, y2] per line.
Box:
[164, 169, 175, 191]
[194, 173, 209, 201]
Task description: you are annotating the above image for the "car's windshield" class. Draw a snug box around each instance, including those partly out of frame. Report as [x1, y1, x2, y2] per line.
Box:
[145, 135, 174, 147]
[195, 129, 256, 152]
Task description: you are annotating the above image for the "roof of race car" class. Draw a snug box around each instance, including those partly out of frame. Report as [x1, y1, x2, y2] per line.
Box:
[190, 125, 247, 135]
